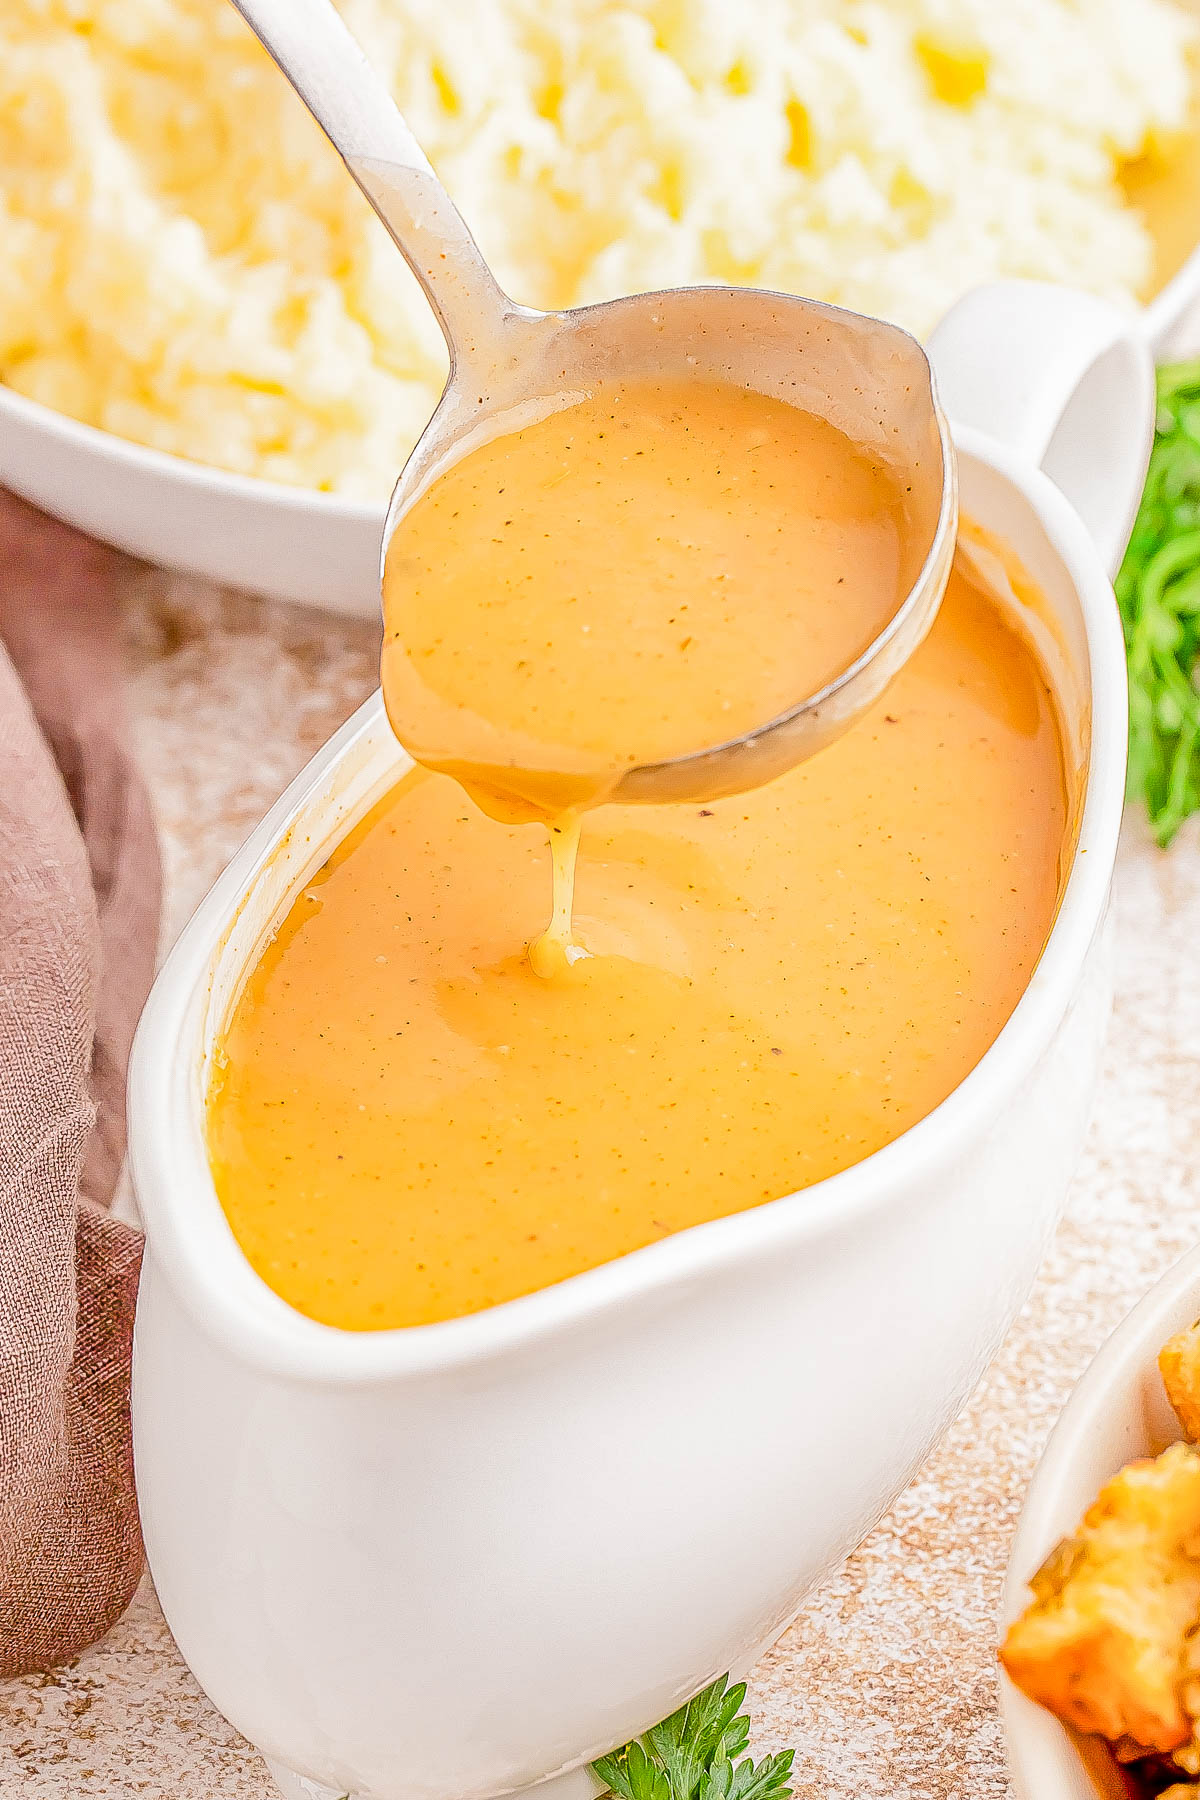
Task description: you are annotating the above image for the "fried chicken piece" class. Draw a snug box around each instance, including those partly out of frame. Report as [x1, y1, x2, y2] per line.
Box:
[1122, 1758, 1200, 1798]
[1000, 1443, 1200, 1754]
[1161, 1325, 1200, 1445]
[1158, 1627, 1200, 1780]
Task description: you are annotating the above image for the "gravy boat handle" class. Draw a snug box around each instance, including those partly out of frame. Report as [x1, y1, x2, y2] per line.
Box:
[927, 279, 1156, 576]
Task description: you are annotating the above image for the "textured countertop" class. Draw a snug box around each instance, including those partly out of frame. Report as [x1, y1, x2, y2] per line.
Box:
[2, 552, 1199, 1800]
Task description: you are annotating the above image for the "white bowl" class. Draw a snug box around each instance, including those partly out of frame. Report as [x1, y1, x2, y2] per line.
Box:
[127, 383, 1130, 1800]
[1001, 1245, 1200, 1800]
[3, 250, 1198, 616]
[0, 380, 384, 614]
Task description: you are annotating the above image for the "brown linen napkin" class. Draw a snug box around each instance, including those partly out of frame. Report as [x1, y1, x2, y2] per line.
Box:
[0, 490, 160, 1676]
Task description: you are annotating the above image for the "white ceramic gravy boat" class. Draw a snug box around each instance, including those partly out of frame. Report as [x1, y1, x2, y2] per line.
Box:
[130, 278, 1141, 1800]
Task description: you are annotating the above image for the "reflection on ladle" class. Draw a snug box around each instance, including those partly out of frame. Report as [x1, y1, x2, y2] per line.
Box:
[229, 0, 958, 973]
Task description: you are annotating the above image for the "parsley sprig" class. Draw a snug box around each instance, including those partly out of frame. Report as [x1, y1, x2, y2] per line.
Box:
[591, 1676, 795, 1800]
[1116, 359, 1200, 845]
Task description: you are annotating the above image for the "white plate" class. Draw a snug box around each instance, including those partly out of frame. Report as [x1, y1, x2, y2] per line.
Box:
[3, 250, 1198, 618]
[1001, 1241, 1200, 1800]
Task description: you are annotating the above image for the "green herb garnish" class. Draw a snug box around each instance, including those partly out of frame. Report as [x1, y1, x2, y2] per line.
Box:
[591, 1676, 795, 1800]
[1117, 358, 1200, 845]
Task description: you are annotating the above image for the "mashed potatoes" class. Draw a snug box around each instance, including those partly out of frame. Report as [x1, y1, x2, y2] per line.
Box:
[0, 0, 1195, 498]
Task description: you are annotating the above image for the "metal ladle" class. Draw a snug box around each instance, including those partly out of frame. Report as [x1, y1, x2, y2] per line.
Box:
[231, 0, 958, 805]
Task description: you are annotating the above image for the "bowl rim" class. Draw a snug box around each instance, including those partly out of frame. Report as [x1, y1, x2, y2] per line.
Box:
[127, 424, 1128, 1383]
[0, 373, 386, 524]
[1145, 241, 1200, 351]
[1000, 1240, 1200, 1799]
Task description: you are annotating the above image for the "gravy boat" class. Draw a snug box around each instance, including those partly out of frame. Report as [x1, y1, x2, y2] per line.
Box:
[130, 278, 1143, 1800]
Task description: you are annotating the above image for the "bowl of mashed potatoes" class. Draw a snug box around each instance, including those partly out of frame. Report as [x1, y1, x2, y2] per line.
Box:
[1, 0, 1198, 611]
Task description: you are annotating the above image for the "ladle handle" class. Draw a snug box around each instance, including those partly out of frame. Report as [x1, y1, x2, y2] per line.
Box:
[927, 279, 1155, 577]
[227, 0, 513, 360]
